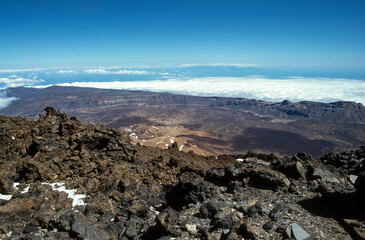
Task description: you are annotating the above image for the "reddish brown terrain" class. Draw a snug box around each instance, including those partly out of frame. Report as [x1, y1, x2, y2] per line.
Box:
[1, 86, 365, 158]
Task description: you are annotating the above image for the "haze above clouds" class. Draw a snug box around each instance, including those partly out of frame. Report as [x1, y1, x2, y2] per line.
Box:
[83, 68, 149, 75]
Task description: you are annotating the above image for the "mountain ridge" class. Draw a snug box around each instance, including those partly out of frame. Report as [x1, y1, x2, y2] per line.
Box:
[3, 86, 365, 123]
[1, 86, 365, 158]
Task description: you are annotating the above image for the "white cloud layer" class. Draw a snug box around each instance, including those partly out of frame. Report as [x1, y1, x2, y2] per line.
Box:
[178, 63, 256, 67]
[0, 91, 18, 109]
[49, 76, 365, 105]
[0, 75, 45, 109]
[57, 70, 77, 74]
[0, 68, 46, 73]
[0, 76, 44, 88]
[83, 68, 148, 75]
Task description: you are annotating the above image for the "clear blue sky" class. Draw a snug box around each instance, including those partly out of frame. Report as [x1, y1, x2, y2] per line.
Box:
[0, 0, 364, 69]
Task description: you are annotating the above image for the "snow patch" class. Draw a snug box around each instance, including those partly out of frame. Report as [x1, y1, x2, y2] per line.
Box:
[46, 182, 86, 207]
[13, 183, 29, 194]
[0, 194, 12, 201]
[179, 145, 184, 151]
[130, 133, 138, 139]
[0, 91, 19, 110]
[236, 158, 244, 162]
[0, 182, 86, 207]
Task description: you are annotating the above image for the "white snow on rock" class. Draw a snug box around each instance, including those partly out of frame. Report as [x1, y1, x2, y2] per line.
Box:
[46, 182, 86, 207]
[129, 133, 139, 139]
[236, 158, 244, 162]
[170, 138, 174, 144]
[179, 145, 184, 151]
[13, 183, 29, 194]
[0, 182, 86, 208]
[0, 194, 12, 201]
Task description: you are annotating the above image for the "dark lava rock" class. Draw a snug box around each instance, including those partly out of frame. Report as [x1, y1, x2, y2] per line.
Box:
[354, 173, 365, 192]
[276, 222, 292, 239]
[274, 160, 307, 180]
[269, 203, 291, 221]
[246, 168, 290, 191]
[320, 147, 365, 173]
[200, 200, 223, 219]
[308, 165, 340, 183]
[128, 199, 148, 217]
[246, 201, 265, 217]
[166, 171, 219, 210]
[156, 207, 179, 235]
[214, 212, 238, 229]
[71, 221, 110, 239]
[263, 221, 274, 231]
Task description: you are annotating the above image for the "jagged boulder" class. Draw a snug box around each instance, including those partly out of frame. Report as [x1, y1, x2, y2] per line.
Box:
[207, 161, 291, 191]
[166, 172, 220, 210]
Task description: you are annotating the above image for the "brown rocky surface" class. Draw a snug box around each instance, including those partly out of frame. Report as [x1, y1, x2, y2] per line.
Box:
[0, 107, 364, 239]
[1, 86, 365, 158]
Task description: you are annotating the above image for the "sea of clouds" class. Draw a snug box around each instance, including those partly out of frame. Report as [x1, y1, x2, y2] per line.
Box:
[0, 75, 43, 108]
[0, 67, 365, 109]
[0, 91, 18, 109]
[53, 76, 365, 104]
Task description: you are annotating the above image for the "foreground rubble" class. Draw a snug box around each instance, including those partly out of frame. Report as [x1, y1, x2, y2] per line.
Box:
[0, 107, 364, 239]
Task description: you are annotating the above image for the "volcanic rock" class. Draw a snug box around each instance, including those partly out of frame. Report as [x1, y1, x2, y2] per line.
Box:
[0, 107, 364, 239]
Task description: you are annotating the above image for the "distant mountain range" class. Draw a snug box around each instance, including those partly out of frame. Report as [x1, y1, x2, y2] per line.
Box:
[1, 86, 365, 158]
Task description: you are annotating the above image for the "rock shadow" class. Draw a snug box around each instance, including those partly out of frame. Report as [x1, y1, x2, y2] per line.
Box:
[299, 191, 364, 239]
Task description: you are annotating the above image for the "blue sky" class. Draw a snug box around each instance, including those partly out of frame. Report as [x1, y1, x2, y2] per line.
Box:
[0, 0, 364, 69]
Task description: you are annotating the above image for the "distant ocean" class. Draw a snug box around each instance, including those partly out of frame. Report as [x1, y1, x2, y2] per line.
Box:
[1, 65, 365, 109]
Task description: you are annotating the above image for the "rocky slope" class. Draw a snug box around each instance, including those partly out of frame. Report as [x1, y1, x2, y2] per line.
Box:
[0, 107, 364, 240]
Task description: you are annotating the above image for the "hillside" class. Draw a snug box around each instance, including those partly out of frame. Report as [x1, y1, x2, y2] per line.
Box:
[0, 107, 364, 239]
[1, 86, 365, 158]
